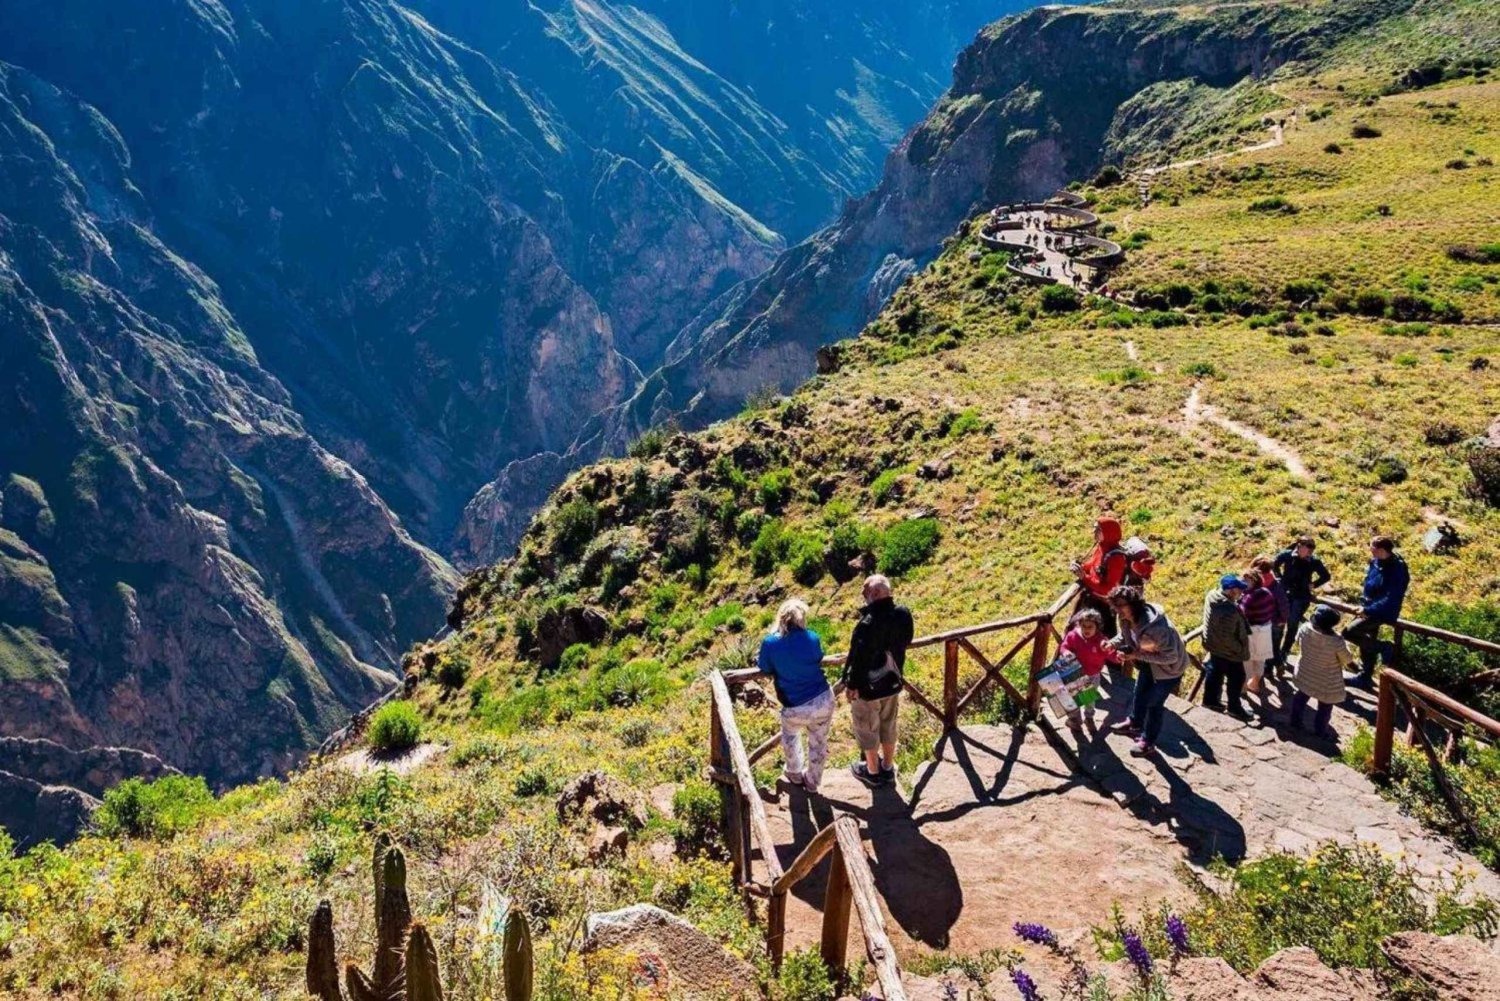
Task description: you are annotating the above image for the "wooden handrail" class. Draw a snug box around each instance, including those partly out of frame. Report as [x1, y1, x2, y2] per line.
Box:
[1378, 669, 1500, 742]
[709, 671, 784, 882]
[834, 816, 908, 1001]
[772, 821, 841, 895]
[1318, 598, 1500, 658]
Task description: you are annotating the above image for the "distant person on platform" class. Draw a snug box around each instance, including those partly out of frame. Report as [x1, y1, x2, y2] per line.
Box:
[1239, 568, 1278, 698]
[1273, 536, 1331, 667]
[843, 574, 914, 787]
[1105, 586, 1189, 758]
[1251, 555, 1291, 681]
[757, 598, 835, 794]
[1290, 605, 1354, 739]
[1200, 575, 1251, 720]
[1343, 536, 1410, 689]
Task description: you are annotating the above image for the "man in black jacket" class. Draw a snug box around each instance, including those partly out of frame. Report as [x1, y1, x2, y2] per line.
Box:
[1273, 536, 1331, 666]
[842, 574, 915, 786]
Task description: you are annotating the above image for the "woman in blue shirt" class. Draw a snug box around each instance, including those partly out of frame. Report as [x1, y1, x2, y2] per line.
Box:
[757, 598, 835, 793]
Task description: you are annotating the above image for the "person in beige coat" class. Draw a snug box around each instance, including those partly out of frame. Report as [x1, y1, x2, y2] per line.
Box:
[1288, 605, 1353, 739]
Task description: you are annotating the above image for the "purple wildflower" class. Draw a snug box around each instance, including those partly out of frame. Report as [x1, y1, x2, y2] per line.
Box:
[1013, 921, 1058, 948]
[1165, 913, 1190, 956]
[1011, 968, 1042, 1001]
[1123, 931, 1154, 978]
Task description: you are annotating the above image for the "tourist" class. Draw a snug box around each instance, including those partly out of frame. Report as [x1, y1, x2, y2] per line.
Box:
[1343, 536, 1410, 688]
[1251, 555, 1291, 680]
[1105, 586, 1189, 758]
[757, 598, 835, 793]
[1239, 568, 1277, 697]
[1272, 536, 1331, 667]
[843, 575, 914, 786]
[1289, 605, 1353, 739]
[1060, 608, 1110, 728]
[1200, 575, 1251, 719]
[1070, 516, 1130, 667]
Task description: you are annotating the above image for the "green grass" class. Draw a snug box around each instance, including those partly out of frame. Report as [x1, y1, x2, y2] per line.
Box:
[367, 700, 423, 754]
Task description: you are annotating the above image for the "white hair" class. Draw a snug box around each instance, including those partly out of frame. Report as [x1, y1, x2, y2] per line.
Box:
[776, 598, 810, 636]
[863, 574, 892, 600]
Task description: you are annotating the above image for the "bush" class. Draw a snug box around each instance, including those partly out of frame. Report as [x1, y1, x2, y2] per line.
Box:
[1401, 602, 1500, 719]
[1098, 365, 1148, 385]
[869, 467, 907, 506]
[775, 948, 836, 1001]
[552, 499, 599, 557]
[1470, 447, 1500, 507]
[1248, 196, 1297, 214]
[1092, 164, 1124, 187]
[1353, 289, 1389, 316]
[751, 520, 790, 575]
[436, 652, 469, 689]
[1181, 362, 1220, 378]
[1372, 454, 1408, 484]
[368, 700, 423, 754]
[757, 468, 795, 512]
[1447, 243, 1500, 264]
[627, 426, 668, 459]
[590, 658, 668, 709]
[947, 408, 987, 438]
[1169, 842, 1498, 973]
[1423, 421, 1466, 446]
[514, 768, 551, 797]
[1323, 142, 1343, 154]
[1039, 284, 1080, 313]
[672, 782, 723, 854]
[1351, 122, 1383, 139]
[879, 518, 939, 576]
[785, 530, 827, 585]
[95, 775, 215, 839]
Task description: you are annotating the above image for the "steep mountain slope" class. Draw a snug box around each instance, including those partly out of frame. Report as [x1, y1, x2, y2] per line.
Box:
[611, 0, 1495, 434]
[1, 0, 1497, 992]
[0, 0, 1005, 835]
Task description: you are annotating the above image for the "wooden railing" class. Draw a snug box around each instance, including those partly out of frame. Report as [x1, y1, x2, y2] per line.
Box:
[708, 584, 1082, 994]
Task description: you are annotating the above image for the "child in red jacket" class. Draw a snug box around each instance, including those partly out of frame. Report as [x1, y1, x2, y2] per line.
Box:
[1060, 609, 1109, 726]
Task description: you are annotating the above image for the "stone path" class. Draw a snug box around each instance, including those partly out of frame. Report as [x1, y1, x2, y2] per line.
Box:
[752, 674, 1500, 968]
[1185, 384, 1311, 479]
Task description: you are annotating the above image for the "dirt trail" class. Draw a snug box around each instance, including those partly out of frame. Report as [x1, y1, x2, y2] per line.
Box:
[1123, 339, 1139, 361]
[1184, 384, 1310, 479]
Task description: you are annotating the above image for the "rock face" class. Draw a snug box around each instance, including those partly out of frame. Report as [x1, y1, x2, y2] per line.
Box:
[0, 0, 1008, 832]
[556, 770, 649, 832]
[1382, 932, 1500, 1001]
[583, 903, 757, 1000]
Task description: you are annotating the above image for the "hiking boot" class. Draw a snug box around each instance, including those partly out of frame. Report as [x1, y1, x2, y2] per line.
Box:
[850, 762, 878, 786]
[1129, 740, 1156, 758]
[878, 765, 896, 786]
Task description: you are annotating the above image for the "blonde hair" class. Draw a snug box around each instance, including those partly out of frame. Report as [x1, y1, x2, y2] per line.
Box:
[776, 598, 810, 636]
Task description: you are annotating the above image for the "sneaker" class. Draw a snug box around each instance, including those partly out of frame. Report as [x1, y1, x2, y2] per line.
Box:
[782, 771, 805, 787]
[1227, 706, 1252, 722]
[1129, 740, 1155, 758]
[878, 765, 896, 786]
[1201, 701, 1225, 713]
[1112, 720, 1142, 737]
[850, 762, 878, 786]
[1344, 672, 1374, 690]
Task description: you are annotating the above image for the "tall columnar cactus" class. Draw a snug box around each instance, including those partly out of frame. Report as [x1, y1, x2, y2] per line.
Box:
[503, 910, 534, 1001]
[305, 835, 445, 1001]
[406, 923, 445, 1001]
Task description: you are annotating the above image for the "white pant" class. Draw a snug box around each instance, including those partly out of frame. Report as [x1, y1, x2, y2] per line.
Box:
[780, 689, 835, 790]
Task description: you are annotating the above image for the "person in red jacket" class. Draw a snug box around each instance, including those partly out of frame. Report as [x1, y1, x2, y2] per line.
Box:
[1071, 516, 1129, 656]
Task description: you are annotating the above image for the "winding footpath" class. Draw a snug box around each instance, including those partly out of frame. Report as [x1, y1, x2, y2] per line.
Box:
[1184, 383, 1311, 479]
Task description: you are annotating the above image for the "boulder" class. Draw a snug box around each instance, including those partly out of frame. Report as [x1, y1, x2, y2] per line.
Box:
[732, 682, 769, 709]
[1381, 932, 1500, 1001]
[916, 460, 954, 481]
[557, 771, 649, 831]
[583, 904, 756, 1000]
[587, 826, 631, 864]
[1253, 946, 1379, 1001]
[536, 605, 609, 669]
[1422, 522, 1463, 555]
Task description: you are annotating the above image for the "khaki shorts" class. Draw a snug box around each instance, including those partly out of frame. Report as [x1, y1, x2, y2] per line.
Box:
[851, 693, 900, 751]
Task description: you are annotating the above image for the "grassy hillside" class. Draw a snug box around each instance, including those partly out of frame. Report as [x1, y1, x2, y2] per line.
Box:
[2, 23, 1500, 1001]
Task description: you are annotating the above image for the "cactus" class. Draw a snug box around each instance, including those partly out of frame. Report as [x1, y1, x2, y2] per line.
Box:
[373, 845, 413, 994]
[503, 910, 534, 1001]
[406, 923, 445, 1001]
[304, 835, 443, 1001]
[306, 900, 341, 1001]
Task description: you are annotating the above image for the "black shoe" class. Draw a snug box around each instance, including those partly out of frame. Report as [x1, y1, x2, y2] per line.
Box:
[851, 762, 878, 786]
[1202, 701, 1225, 712]
[1345, 672, 1374, 690]
[1227, 706, 1252, 722]
[878, 765, 896, 786]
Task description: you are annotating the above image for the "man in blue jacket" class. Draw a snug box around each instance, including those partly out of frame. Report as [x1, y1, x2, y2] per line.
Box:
[1343, 536, 1410, 688]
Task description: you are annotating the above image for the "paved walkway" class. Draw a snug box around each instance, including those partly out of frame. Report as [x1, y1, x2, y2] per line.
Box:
[752, 675, 1500, 966]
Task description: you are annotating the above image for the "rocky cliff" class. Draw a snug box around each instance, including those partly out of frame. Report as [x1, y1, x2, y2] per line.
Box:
[0, 0, 1004, 835]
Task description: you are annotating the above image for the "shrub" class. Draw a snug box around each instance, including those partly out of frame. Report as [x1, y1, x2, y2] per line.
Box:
[785, 530, 827, 585]
[514, 768, 551, 797]
[368, 701, 423, 754]
[672, 782, 722, 854]
[590, 658, 668, 709]
[1423, 421, 1466, 446]
[95, 775, 215, 839]
[827, 520, 883, 567]
[1323, 142, 1343, 154]
[776, 948, 836, 1001]
[1447, 243, 1500, 264]
[751, 520, 789, 575]
[1248, 195, 1297, 214]
[1168, 842, 1498, 973]
[757, 468, 795, 512]
[1351, 122, 1383, 138]
[1092, 164, 1124, 187]
[1373, 454, 1408, 484]
[436, 652, 469, 689]
[947, 408, 987, 438]
[1039, 284, 1080, 313]
[1098, 365, 1148, 385]
[879, 518, 939, 576]
[627, 426, 668, 459]
[1181, 362, 1219, 378]
[552, 499, 599, 557]
[869, 467, 907, 506]
[1353, 289, 1389, 316]
[1400, 602, 1500, 719]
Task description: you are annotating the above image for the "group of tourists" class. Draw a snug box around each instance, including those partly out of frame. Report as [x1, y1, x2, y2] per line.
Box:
[755, 517, 1412, 790]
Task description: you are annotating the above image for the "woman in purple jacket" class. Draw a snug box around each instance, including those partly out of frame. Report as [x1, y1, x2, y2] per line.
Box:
[1239, 569, 1278, 696]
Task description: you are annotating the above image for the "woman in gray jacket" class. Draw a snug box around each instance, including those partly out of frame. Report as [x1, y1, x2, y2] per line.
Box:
[1106, 586, 1189, 757]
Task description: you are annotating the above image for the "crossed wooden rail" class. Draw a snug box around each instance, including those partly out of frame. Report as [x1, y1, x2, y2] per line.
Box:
[708, 584, 1082, 995]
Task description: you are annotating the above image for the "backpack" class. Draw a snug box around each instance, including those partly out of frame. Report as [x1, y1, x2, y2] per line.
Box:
[1107, 537, 1156, 587]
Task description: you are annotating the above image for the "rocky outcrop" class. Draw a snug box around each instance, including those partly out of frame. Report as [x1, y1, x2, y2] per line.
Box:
[0, 770, 97, 849]
[583, 904, 757, 1000]
[1382, 932, 1500, 1001]
[557, 771, 649, 832]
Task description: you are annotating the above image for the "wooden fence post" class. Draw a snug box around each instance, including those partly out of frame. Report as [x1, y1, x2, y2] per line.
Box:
[710, 700, 742, 884]
[1391, 624, 1405, 669]
[820, 842, 852, 976]
[1373, 670, 1395, 776]
[943, 640, 959, 731]
[768, 889, 787, 972]
[1027, 621, 1051, 717]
